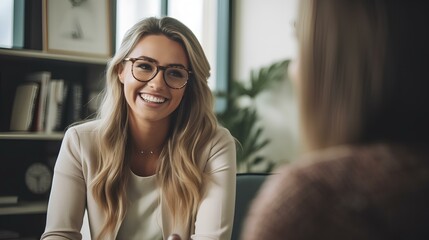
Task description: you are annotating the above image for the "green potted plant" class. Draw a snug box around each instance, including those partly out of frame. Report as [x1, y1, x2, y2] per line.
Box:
[217, 59, 290, 172]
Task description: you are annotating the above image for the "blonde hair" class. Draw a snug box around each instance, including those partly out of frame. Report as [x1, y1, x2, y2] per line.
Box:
[91, 17, 217, 239]
[297, 0, 429, 151]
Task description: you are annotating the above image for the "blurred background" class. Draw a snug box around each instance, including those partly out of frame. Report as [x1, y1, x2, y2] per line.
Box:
[0, 0, 300, 173]
[0, 0, 299, 237]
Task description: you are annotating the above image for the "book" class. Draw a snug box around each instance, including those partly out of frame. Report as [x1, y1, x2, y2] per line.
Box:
[63, 81, 83, 127]
[45, 79, 65, 132]
[72, 83, 83, 122]
[9, 82, 39, 131]
[26, 71, 51, 132]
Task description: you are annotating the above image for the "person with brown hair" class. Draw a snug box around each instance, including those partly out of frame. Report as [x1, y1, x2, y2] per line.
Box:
[241, 0, 429, 239]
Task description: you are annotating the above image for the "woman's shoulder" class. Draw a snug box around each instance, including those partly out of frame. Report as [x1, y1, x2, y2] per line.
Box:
[257, 144, 429, 210]
[63, 119, 101, 141]
[255, 144, 429, 239]
[214, 125, 234, 141]
[274, 145, 378, 180]
[286, 143, 428, 173]
[273, 143, 429, 196]
[208, 125, 236, 150]
[67, 119, 100, 132]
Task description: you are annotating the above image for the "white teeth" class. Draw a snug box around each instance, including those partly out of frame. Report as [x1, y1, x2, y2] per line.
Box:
[140, 93, 166, 103]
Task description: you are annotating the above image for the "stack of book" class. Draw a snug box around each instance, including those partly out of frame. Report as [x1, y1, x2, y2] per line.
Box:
[9, 71, 83, 132]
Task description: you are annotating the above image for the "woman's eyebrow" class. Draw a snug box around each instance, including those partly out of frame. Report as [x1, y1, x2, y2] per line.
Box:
[167, 63, 187, 68]
[136, 55, 187, 68]
[136, 55, 158, 63]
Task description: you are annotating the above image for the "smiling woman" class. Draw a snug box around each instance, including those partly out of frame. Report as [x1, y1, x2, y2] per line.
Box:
[41, 17, 236, 240]
[118, 35, 189, 131]
[116, 0, 230, 111]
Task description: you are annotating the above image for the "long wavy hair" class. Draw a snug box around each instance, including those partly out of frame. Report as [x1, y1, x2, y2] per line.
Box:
[91, 17, 217, 239]
[296, 0, 429, 151]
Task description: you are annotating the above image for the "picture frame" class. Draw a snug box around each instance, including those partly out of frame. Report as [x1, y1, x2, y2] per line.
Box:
[42, 0, 112, 58]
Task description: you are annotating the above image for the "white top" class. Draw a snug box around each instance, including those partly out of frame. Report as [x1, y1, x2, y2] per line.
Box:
[41, 120, 237, 240]
[117, 172, 162, 240]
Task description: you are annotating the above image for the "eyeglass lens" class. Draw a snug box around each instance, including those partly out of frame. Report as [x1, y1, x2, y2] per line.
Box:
[132, 59, 188, 89]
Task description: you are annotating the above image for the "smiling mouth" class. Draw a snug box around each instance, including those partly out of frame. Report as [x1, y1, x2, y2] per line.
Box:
[140, 93, 167, 103]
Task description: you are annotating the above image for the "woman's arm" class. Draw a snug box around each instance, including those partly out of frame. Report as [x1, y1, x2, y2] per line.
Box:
[41, 127, 87, 239]
[192, 128, 237, 240]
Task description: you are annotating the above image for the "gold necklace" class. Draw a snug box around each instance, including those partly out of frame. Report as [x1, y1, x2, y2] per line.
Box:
[133, 142, 164, 160]
[140, 150, 154, 155]
[138, 147, 161, 159]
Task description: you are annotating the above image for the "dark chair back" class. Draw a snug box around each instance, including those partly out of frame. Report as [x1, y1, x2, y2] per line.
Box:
[232, 173, 269, 240]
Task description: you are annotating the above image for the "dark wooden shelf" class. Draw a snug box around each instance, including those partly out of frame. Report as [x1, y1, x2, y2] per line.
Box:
[0, 201, 47, 216]
[0, 48, 108, 65]
[0, 132, 63, 141]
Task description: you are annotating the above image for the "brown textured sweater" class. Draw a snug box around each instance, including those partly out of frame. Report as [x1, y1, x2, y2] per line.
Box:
[241, 144, 429, 240]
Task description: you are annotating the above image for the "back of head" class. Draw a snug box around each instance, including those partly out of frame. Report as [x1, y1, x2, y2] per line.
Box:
[296, 0, 429, 150]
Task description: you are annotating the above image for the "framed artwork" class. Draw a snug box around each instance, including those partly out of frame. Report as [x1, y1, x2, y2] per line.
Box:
[43, 0, 112, 58]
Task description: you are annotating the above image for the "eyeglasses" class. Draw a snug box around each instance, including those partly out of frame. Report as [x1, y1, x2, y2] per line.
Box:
[123, 57, 192, 89]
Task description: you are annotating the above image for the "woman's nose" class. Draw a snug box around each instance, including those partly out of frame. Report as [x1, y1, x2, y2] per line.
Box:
[147, 70, 166, 89]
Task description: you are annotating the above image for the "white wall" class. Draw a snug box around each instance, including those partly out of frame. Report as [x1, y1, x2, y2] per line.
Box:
[232, 0, 300, 168]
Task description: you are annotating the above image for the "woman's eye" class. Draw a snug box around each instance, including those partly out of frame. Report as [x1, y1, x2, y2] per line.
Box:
[168, 69, 185, 78]
[136, 62, 154, 71]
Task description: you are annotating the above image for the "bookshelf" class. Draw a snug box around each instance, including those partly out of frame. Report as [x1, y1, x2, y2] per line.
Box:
[0, 48, 107, 238]
[0, 132, 63, 140]
[0, 48, 107, 132]
[0, 0, 115, 236]
[0, 48, 108, 64]
[0, 201, 47, 216]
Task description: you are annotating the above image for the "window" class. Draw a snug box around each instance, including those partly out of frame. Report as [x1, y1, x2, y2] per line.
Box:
[116, 0, 230, 112]
[0, 0, 24, 48]
[116, 0, 162, 48]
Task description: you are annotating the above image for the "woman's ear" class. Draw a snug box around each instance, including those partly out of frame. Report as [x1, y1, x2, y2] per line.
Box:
[117, 64, 125, 83]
